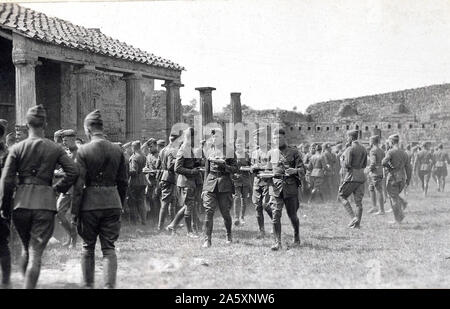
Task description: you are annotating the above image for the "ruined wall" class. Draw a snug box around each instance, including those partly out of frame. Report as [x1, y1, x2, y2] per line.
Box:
[142, 89, 167, 141]
[0, 37, 15, 132]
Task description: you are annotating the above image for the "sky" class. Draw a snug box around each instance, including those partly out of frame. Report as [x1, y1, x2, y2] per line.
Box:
[18, 0, 450, 113]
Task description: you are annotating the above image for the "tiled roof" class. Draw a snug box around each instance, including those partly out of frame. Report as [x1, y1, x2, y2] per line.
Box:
[0, 3, 184, 70]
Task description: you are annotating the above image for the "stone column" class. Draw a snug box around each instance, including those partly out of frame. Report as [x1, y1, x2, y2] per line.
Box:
[163, 80, 184, 139]
[74, 65, 98, 136]
[124, 73, 144, 141]
[195, 87, 215, 138]
[13, 56, 39, 125]
[230, 92, 242, 124]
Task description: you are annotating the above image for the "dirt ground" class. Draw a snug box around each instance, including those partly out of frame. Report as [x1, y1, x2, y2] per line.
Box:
[6, 181, 450, 289]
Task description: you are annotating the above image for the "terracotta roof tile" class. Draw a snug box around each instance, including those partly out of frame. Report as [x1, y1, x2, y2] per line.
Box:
[0, 3, 184, 71]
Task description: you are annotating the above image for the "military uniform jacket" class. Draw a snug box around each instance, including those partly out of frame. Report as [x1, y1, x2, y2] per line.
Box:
[0, 137, 78, 215]
[369, 147, 385, 177]
[193, 146, 205, 186]
[322, 151, 337, 176]
[72, 135, 128, 215]
[416, 150, 434, 172]
[157, 145, 176, 184]
[382, 147, 412, 183]
[0, 143, 7, 177]
[175, 144, 201, 188]
[341, 141, 367, 183]
[433, 150, 449, 169]
[202, 147, 238, 193]
[308, 153, 326, 177]
[232, 153, 251, 187]
[145, 151, 159, 187]
[267, 144, 305, 197]
[251, 148, 268, 186]
[129, 152, 147, 187]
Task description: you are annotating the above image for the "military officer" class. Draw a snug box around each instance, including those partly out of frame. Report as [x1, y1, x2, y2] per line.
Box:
[144, 138, 160, 225]
[382, 134, 412, 224]
[416, 142, 434, 196]
[71, 110, 128, 289]
[54, 129, 79, 248]
[266, 128, 305, 251]
[250, 131, 272, 239]
[128, 141, 147, 225]
[307, 143, 326, 204]
[0, 105, 78, 289]
[322, 143, 338, 200]
[157, 134, 178, 232]
[232, 138, 252, 226]
[15, 125, 28, 143]
[54, 129, 64, 145]
[201, 129, 238, 248]
[338, 130, 367, 229]
[0, 120, 11, 288]
[166, 127, 201, 237]
[433, 144, 449, 192]
[367, 135, 385, 215]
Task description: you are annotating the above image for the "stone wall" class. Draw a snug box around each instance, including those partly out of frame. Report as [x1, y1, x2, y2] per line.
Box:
[0, 37, 15, 133]
[142, 89, 167, 141]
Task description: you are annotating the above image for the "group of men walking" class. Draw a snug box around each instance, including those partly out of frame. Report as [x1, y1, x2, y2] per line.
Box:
[0, 105, 448, 289]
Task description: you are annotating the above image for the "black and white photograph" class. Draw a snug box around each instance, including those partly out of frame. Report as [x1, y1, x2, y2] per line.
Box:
[0, 0, 450, 292]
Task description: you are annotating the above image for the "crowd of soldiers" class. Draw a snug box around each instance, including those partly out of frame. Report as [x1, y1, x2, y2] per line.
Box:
[0, 106, 449, 289]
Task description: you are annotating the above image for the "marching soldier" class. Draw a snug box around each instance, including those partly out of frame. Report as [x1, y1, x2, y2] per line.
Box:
[201, 129, 238, 248]
[232, 138, 252, 226]
[367, 135, 385, 215]
[54, 129, 79, 248]
[128, 141, 147, 225]
[0, 105, 78, 289]
[157, 134, 178, 232]
[144, 138, 160, 225]
[71, 110, 128, 289]
[307, 143, 326, 204]
[0, 119, 11, 288]
[166, 128, 201, 237]
[338, 130, 367, 229]
[250, 131, 272, 239]
[267, 128, 305, 250]
[382, 134, 412, 224]
[416, 142, 434, 196]
[433, 144, 449, 192]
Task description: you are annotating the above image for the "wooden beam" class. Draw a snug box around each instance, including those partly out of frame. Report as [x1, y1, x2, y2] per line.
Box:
[12, 32, 182, 81]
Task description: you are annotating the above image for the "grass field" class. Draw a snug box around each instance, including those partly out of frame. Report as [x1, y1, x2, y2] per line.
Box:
[6, 181, 450, 289]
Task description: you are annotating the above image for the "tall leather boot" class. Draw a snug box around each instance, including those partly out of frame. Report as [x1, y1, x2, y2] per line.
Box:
[0, 254, 11, 288]
[81, 253, 95, 288]
[103, 253, 117, 289]
[233, 196, 240, 226]
[167, 207, 185, 232]
[293, 218, 300, 246]
[24, 251, 42, 289]
[354, 207, 362, 229]
[158, 202, 168, 231]
[240, 197, 247, 222]
[271, 223, 282, 251]
[340, 198, 357, 227]
[202, 219, 213, 248]
[256, 214, 265, 239]
[224, 217, 232, 244]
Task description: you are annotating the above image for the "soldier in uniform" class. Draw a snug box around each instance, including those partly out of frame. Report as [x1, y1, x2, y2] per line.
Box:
[267, 128, 305, 251]
[201, 129, 238, 248]
[71, 110, 128, 289]
[322, 143, 338, 200]
[54, 129, 64, 145]
[416, 142, 434, 196]
[367, 135, 385, 215]
[157, 134, 178, 232]
[192, 139, 206, 232]
[307, 143, 326, 204]
[166, 128, 201, 237]
[15, 125, 28, 143]
[433, 144, 449, 192]
[144, 138, 160, 225]
[250, 131, 272, 239]
[338, 130, 367, 229]
[382, 134, 412, 224]
[128, 141, 147, 225]
[232, 138, 252, 226]
[0, 105, 78, 289]
[54, 129, 79, 248]
[0, 119, 11, 288]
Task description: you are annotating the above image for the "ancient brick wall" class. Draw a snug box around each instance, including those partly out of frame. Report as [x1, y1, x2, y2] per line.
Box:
[142, 89, 167, 141]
